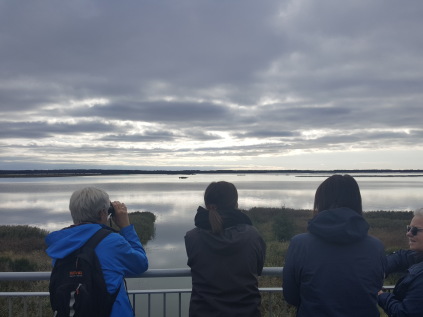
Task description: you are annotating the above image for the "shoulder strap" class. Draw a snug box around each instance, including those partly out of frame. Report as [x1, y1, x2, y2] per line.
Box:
[81, 228, 113, 253]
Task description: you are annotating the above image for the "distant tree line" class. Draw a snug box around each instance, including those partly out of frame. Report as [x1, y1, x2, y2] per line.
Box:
[1, 168, 422, 177]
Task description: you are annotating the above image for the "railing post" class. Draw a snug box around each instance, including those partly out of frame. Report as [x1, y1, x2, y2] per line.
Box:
[179, 292, 182, 317]
[8, 297, 12, 317]
[23, 297, 27, 317]
[163, 293, 167, 317]
[132, 293, 136, 313]
[269, 292, 273, 317]
[148, 293, 151, 317]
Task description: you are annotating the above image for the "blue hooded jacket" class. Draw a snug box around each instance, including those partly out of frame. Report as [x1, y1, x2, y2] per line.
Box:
[46, 223, 148, 317]
[283, 207, 386, 317]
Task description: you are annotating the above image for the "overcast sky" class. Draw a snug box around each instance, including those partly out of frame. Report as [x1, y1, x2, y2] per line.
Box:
[1, 1, 422, 171]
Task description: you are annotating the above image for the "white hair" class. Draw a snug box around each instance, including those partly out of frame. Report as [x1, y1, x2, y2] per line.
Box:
[69, 187, 110, 224]
[414, 208, 423, 217]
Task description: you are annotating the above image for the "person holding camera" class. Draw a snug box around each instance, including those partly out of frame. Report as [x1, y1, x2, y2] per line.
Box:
[46, 186, 148, 316]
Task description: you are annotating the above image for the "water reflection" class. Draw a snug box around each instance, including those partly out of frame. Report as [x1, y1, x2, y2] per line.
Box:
[1, 173, 422, 271]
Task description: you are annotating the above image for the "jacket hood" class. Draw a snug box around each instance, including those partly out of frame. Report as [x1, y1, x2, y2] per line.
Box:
[196, 224, 254, 255]
[194, 206, 252, 230]
[307, 207, 369, 244]
[45, 223, 104, 260]
[192, 206, 254, 255]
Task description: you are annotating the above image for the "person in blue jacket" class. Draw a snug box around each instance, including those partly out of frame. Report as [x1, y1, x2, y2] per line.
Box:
[282, 174, 387, 317]
[378, 208, 423, 317]
[46, 186, 148, 317]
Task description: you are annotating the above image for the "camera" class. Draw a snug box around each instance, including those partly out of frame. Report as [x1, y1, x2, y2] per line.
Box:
[108, 202, 115, 217]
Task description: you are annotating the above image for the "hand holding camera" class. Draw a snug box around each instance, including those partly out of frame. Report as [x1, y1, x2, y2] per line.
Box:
[108, 201, 131, 229]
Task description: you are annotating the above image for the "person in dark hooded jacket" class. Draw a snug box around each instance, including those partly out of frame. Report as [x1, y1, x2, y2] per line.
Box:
[185, 181, 266, 317]
[282, 174, 387, 317]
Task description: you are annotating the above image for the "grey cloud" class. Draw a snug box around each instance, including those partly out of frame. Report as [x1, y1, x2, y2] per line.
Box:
[182, 130, 224, 141]
[0, 121, 118, 139]
[66, 100, 232, 123]
[289, 130, 423, 152]
[0, 88, 54, 112]
[101, 131, 176, 143]
[0, 0, 281, 89]
[252, 105, 353, 130]
[234, 130, 296, 139]
[101, 129, 223, 143]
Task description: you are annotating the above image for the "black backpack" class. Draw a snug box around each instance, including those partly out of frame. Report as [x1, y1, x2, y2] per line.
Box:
[49, 228, 119, 317]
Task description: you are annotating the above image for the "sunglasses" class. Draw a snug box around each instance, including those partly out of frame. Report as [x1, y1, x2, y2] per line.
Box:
[407, 225, 423, 236]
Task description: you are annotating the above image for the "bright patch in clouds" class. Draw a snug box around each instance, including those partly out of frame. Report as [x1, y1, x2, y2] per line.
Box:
[70, 98, 110, 108]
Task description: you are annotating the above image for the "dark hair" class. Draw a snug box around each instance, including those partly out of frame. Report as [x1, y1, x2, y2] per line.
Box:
[204, 181, 238, 233]
[313, 174, 362, 215]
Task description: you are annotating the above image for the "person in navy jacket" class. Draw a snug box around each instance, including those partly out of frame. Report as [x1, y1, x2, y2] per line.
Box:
[378, 208, 423, 317]
[46, 186, 148, 317]
[283, 174, 386, 317]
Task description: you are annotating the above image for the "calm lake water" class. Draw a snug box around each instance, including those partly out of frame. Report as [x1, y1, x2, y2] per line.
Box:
[1, 172, 422, 271]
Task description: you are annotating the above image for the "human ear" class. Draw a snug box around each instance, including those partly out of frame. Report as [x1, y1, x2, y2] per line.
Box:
[98, 209, 107, 222]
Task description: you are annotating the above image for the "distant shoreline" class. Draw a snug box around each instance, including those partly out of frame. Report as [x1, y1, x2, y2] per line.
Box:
[1, 169, 423, 178]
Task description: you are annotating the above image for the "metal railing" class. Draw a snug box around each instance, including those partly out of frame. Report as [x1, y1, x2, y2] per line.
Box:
[0, 268, 284, 317]
[0, 267, 283, 280]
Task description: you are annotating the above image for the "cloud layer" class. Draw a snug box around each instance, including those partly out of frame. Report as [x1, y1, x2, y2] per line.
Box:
[1, 0, 423, 170]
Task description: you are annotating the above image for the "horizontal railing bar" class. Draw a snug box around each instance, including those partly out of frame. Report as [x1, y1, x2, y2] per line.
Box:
[0, 267, 394, 297]
[0, 286, 394, 298]
[0, 267, 283, 281]
[0, 288, 283, 297]
[0, 292, 49, 296]
[0, 272, 51, 281]
[0, 290, 280, 298]
[141, 268, 191, 278]
[126, 287, 284, 294]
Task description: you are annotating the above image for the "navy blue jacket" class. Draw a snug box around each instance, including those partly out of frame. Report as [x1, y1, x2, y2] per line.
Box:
[283, 207, 386, 317]
[46, 223, 148, 317]
[378, 250, 423, 317]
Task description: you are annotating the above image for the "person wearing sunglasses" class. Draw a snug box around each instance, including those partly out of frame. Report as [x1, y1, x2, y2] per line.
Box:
[378, 208, 423, 316]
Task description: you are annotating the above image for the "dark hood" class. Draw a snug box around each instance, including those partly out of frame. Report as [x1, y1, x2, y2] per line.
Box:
[194, 206, 252, 230]
[307, 207, 369, 244]
[192, 206, 254, 255]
